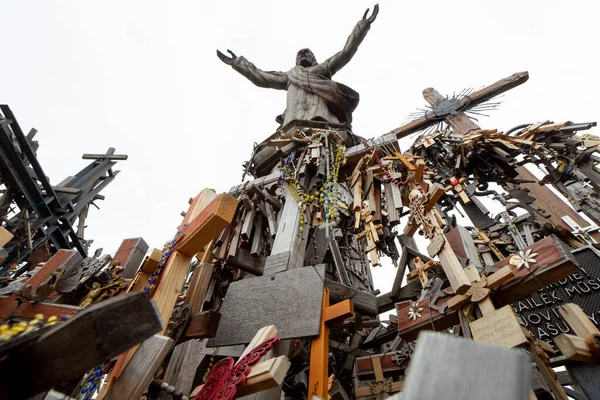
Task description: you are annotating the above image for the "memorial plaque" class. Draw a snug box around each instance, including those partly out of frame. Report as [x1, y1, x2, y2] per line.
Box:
[470, 305, 528, 348]
[512, 246, 600, 352]
[207, 265, 325, 347]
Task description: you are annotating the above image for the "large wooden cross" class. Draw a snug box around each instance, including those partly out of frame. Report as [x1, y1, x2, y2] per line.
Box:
[308, 288, 354, 399]
[388, 70, 599, 242]
[100, 189, 238, 398]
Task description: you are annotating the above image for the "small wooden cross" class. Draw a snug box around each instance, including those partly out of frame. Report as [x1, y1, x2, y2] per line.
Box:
[446, 265, 515, 311]
[308, 288, 354, 400]
[355, 356, 404, 398]
[554, 303, 600, 364]
[356, 208, 382, 267]
[406, 256, 437, 286]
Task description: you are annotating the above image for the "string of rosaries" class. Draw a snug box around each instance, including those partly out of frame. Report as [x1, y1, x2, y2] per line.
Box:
[282, 137, 345, 233]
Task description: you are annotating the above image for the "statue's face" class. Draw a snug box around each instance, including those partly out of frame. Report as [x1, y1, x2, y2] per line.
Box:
[296, 48, 317, 68]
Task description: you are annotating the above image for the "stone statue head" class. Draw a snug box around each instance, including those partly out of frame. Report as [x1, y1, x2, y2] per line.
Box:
[296, 48, 317, 68]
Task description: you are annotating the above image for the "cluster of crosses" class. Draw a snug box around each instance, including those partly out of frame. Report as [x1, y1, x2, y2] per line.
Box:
[2, 5, 600, 400]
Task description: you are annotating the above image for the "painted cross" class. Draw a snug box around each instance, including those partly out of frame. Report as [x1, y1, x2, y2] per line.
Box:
[309, 288, 354, 400]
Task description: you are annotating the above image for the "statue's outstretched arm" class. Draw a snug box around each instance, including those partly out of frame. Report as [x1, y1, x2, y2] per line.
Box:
[324, 4, 378, 76]
[217, 49, 287, 90]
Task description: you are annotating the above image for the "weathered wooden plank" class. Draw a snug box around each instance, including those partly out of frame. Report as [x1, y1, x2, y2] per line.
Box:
[515, 166, 600, 243]
[184, 311, 221, 339]
[158, 339, 205, 400]
[492, 235, 579, 304]
[112, 238, 149, 279]
[184, 262, 214, 314]
[325, 279, 378, 317]
[209, 267, 325, 347]
[20, 249, 83, 299]
[0, 298, 80, 320]
[0, 293, 163, 399]
[107, 335, 173, 400]
[228, 248, 265, 276]
[401, 332, 530, 400]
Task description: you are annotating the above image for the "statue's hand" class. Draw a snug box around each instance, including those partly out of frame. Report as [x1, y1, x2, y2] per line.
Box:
[216, 49, 238, 65]
[362, 4, 379, 24]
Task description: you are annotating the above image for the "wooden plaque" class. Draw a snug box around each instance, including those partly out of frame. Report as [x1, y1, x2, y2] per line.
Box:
[470, 305, 528, 348]
[396, 296, 458, 342]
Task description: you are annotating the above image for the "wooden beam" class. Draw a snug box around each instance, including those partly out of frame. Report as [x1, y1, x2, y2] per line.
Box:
[184, 311, 221, 339]
[112, 238, 149, 279]
[0, 293, 163, 399]
[514, 165, 600, 243]
[176, 193, 238, 257]
[106, 335, 173, 400]
[158, 339, 205, 400]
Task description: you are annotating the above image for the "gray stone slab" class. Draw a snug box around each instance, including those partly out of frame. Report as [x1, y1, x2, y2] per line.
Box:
[208, 265, 324, 347]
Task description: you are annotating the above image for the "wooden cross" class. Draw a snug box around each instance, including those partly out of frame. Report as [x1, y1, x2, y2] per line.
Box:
[0, 249, 83, 321]
[189, 325, 292, 399]
[446, 264, 515, 312]
[401, 160, 472, 294]
[356, 207, 382, 267]
[308, 288, 354, 400]
[405, 256, 436, 286]
[355, 356, 404, 398]
[100, 189, 238, 398]
[554, 303, 600, 364]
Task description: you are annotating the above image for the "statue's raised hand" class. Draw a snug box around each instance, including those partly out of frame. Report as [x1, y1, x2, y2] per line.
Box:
[362, 4, 379, 24]
[217, 49, 237, 65]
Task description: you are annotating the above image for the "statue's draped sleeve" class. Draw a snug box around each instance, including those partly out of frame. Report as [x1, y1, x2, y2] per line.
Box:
[231, 56, 288, 90]
[323, 19, 371, 76]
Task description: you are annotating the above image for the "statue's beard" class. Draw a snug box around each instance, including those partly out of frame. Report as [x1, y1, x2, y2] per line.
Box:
[299, 58, 314, 68]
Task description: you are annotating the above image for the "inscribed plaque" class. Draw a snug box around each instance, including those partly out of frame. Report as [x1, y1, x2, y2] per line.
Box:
[470, 305, 527, 348]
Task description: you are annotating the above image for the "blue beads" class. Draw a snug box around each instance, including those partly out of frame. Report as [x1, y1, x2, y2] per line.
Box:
[82, 387, 88, 394]
[96, 371, 102, 377]
[183, 223, 188, 228]
[144, 287, 150, 293]
[88, 377, 94, 383]
[165, 251, 170, 257]
[153, 272, 159, 276]
[149, 279, 155, 284]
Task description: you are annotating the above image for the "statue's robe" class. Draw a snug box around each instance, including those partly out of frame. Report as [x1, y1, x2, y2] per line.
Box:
[230, 19, 371, 126]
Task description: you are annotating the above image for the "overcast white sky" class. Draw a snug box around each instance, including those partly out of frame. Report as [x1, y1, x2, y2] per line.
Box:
[1, 1, 598, 292]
